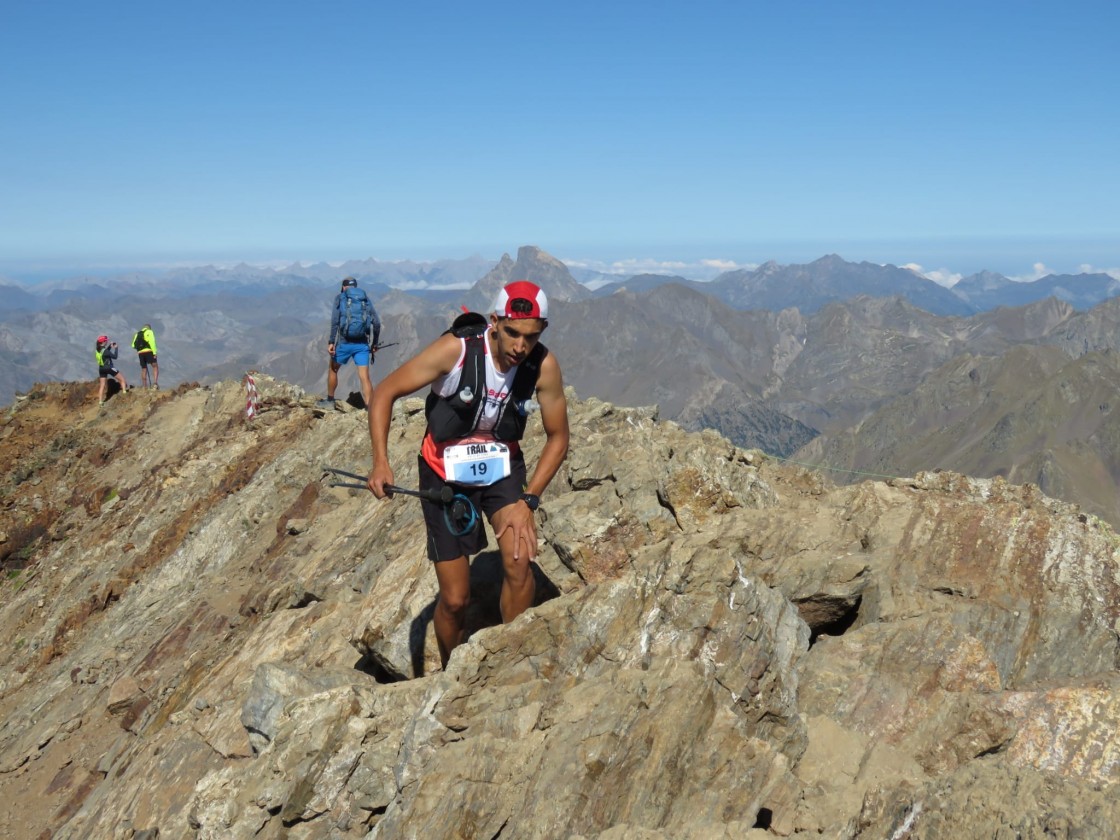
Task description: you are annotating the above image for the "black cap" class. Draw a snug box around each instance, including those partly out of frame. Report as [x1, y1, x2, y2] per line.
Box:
[341, 276, 357, 287]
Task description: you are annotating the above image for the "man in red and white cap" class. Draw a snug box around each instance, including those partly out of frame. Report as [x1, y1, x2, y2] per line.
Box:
[367, 280, 569, 668]
[492, 279, 548, 320]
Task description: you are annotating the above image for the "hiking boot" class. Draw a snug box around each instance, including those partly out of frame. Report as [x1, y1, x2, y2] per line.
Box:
[315, 397, 336, 409]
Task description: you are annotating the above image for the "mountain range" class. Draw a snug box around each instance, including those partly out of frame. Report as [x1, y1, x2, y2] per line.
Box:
[5, 245, 1120, 525]
[5, 248, 1116, 315]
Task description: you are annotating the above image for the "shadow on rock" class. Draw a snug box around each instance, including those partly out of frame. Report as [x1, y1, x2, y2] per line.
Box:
[408, 551, 562, 677]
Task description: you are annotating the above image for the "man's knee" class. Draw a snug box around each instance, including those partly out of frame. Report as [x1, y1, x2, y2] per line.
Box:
[500, 552, 534, 587]
[437, 590, 471, 616]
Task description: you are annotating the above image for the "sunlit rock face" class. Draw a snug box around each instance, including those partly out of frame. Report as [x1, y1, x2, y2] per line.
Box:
[1, 378, 1118, 839]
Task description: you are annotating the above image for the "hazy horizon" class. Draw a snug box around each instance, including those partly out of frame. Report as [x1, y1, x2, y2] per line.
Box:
[3, 2, 1116, 290]
[2, 236, 1118, 289]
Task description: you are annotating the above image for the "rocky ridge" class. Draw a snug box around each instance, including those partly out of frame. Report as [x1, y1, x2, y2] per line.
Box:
[0, 379, 1118, 838]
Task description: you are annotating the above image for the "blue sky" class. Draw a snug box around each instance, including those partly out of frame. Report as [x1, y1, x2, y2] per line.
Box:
[1, 0, 1117, 282]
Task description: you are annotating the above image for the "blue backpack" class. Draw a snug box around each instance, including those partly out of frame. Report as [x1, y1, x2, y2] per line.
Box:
[337, 287, 379, 343]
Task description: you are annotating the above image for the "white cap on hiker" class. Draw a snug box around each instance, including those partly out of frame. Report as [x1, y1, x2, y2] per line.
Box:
[493, 280, 548, 320]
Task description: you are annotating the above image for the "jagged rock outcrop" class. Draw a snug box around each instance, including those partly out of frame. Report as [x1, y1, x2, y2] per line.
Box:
[1, 378, 1118, 838]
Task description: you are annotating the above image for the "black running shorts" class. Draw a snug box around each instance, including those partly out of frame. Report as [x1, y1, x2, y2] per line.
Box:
[417, 453, 527, 562]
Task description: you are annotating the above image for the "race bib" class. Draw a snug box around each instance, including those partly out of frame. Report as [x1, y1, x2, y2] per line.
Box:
[443, 441, 512, 486]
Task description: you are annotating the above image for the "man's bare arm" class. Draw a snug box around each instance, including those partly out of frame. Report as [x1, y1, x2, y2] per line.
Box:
[367, 334, 461, 496]
[492, 351, 569, 560]
[525, 352, 569, 497]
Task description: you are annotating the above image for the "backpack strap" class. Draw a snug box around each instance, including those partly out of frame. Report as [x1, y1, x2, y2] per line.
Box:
[511, 343, 547, 401]
[460, 331, 487, 427]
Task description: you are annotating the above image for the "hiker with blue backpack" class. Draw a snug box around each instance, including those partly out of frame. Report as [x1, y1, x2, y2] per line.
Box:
[318, 276, 381, 409]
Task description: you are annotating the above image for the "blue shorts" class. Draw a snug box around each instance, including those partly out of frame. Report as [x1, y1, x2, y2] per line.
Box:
[333, 342, 370, 365]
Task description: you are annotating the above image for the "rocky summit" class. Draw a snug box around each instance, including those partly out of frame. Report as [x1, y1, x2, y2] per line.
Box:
[1, 378, 1119, 839]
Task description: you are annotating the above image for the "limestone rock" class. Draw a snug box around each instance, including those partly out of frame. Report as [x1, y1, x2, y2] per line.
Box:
[1, 380, 1119, 839]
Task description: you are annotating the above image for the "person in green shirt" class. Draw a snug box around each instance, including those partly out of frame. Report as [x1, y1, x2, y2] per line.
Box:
[132, 324, 159, 389]
[95, 335, 129, 405]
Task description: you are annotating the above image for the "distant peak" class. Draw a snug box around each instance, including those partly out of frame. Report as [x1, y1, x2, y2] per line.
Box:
[516, 244, 564, 267]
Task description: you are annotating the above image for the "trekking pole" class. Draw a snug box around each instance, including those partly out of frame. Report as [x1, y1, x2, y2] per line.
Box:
[322, 466, 369, 489]
[371, 342, 398, 351]
[322, 467, 447, 500]
[385, 484, 455, 504]
[322, 467, 478, 536]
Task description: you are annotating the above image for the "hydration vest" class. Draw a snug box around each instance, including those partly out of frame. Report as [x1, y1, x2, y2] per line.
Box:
[424, 312, 547, 443]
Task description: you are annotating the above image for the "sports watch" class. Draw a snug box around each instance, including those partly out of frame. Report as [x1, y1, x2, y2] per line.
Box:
[520, 493, 540, 512]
